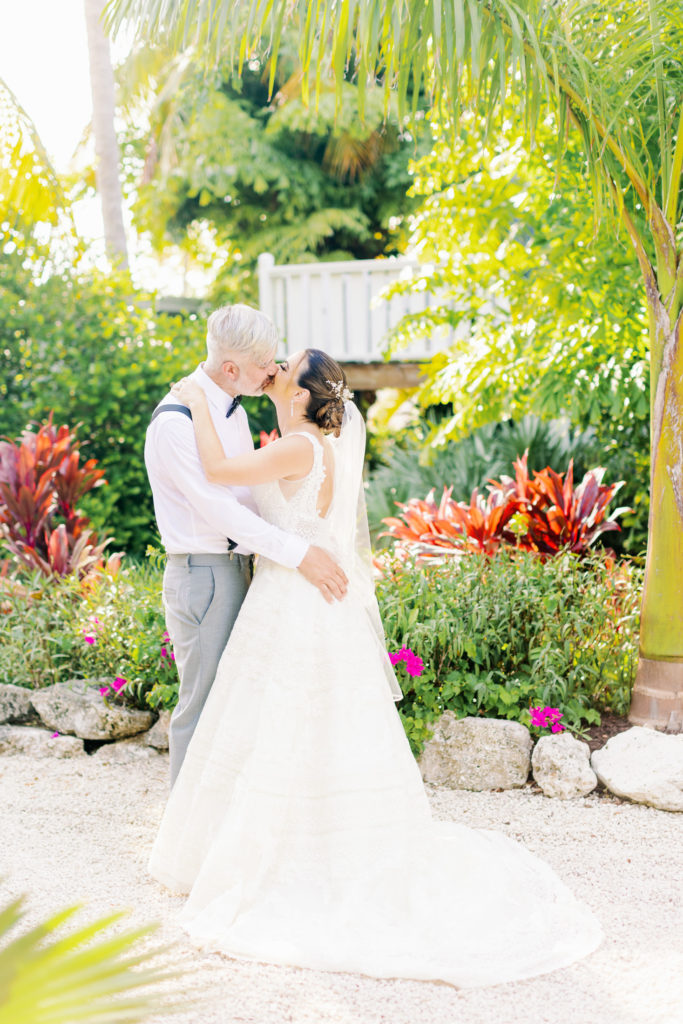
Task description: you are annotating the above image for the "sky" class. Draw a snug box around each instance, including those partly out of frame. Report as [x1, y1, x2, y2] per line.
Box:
[1, 0, 117, 171]
[0, 0, 189, 288]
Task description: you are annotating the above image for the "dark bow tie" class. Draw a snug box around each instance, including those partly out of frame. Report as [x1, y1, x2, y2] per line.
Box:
[226, 395, 242, 419]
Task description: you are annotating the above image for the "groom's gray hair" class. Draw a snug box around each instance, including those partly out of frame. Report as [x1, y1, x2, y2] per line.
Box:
[205, 304, 279, 369]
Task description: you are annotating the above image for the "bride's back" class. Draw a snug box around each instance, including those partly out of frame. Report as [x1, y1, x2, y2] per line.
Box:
[253, 432, 335, 543]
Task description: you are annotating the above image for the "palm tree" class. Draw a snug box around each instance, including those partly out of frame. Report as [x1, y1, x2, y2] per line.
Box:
[0, 78, 72, 243]
[84, 0, 129, 267]
[106, 0, 683, 730]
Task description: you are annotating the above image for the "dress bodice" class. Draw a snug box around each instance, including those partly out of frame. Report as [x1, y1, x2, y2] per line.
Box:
[252, 432, 331, 545]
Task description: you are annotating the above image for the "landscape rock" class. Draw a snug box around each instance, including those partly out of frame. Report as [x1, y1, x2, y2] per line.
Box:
[0, 683, 41, 725]
[91, 734, 164, 765]
[0, 725, 84, 758]
[144, 710, 170, 750]
[532, 732, 597, 799]
[591, 727, 683, 813]
[419, 714, 532, 791]
[30, 681, 155, 741]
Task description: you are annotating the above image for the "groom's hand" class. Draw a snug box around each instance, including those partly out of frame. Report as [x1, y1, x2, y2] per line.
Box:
[298, 546, 348, 602]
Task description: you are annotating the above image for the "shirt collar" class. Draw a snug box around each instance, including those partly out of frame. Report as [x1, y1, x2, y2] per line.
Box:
[192, 364, 236, 418]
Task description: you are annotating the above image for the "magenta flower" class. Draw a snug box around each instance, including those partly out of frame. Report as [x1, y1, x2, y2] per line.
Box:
[530, 706, 565, 731]
[50, 731, 59, 738]
[405, 654, 424, 676]
[112, 676, 127, 693]
[529, 707, 549, 727]
[389, 647, 424, 677]
[83, 635, 96, 645]
[161, 647, 168, 659]
[98, 686, 110, 696]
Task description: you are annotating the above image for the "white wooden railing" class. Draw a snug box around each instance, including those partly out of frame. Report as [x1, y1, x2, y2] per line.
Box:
[258, 252, 456, 362]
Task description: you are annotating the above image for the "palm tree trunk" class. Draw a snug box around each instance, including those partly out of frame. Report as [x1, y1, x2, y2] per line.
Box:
[84, 0, 128, 267]
[630, 254, 683, 732]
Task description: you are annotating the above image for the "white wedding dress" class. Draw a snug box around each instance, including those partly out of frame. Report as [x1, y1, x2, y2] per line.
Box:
[149, 406, 602, 987]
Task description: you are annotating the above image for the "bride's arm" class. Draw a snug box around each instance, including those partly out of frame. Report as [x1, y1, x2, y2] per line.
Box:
[170, 379, 310, 485]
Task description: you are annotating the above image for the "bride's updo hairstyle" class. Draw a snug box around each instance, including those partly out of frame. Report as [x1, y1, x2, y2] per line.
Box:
[296, 349, 349, 438]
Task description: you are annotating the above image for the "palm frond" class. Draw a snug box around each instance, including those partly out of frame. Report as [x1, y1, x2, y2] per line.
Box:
[0, 77, 74, 241]
[0, 890, 189, 1024]
[105, 0, 683, 230]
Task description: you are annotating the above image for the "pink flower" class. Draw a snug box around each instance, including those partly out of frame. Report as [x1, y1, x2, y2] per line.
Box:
[98, 686, 110, 696]
[404, 654, 424, 677]
[161, 647, 168, 659]
[112, 676, 127, 693]
[50, 731, 60, 738]
[83, 619, 103, 644]
[530, 706, 565, 731]
[389, 647, 424, 677]
[170, 653, 175, 661]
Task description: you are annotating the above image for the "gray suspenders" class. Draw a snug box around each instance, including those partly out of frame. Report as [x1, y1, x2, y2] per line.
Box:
[151, 403, 238, 551]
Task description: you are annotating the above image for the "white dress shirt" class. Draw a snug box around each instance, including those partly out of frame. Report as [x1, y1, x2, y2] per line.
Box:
[144, 365, 308, 567]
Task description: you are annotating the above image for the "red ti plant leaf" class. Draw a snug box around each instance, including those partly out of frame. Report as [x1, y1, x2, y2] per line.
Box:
[0, 416, 118, 578]
[382, 449, 628, 562]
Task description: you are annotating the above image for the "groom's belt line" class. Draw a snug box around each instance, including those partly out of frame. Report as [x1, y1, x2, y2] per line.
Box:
[167, 553, 248, 566]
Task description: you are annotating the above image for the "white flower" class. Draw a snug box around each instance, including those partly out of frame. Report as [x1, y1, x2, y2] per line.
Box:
[326, 378, 353, 402]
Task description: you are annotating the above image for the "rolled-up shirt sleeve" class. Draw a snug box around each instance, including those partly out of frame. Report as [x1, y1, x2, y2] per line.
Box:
[149, 414, 308, 568]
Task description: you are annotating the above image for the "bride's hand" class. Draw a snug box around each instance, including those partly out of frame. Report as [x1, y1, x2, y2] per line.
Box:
[171, 377, 205, 407]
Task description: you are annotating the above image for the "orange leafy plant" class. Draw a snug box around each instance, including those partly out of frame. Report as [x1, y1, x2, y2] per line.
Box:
[380, 452, 627, 563]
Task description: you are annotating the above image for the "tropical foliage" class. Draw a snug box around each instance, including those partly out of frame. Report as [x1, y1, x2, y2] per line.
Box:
[0, 888, 181, 1024]
[0, 554, 175, 712]
[378, 549, 642, 753]
[106, 0, 683, 724]
[0, 256, 207, 554]
[375, 113, 653, 554]
[366, 414, 606, 540]
[379, 452, 626, 561]
[383, 114, 650, 445]
[0, 419, 117, 578]
[0, 78, 78, 278]
[1, 546, 641, 753]
[0, 79, 71, 244]
[112, 38, 427, 298]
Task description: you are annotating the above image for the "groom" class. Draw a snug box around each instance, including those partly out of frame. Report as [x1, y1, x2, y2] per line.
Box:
[145, 303, 348, 784]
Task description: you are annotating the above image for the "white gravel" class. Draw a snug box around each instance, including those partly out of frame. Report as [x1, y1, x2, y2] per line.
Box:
[1, 753, 681, 1024]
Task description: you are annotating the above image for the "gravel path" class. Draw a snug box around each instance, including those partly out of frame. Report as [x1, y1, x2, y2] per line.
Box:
[1, 753, 681, 1024]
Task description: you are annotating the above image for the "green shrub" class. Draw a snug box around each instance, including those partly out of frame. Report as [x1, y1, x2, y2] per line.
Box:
[0, 553, 176, 711]
[0, 257, 207, 554]
[3, 547, 641, 755]
[376, 549, 642, 753]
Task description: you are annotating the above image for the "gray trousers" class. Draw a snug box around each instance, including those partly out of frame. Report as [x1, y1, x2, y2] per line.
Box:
[163, 553, 252, 786]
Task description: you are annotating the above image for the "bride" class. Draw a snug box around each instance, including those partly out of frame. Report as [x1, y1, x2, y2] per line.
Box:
[151, 347, 601, 987]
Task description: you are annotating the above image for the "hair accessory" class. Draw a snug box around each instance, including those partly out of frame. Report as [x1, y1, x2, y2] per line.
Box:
[326, 379, 353, 403]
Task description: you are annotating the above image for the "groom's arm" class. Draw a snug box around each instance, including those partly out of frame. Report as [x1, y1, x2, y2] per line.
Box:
[148, 417, 347, 601]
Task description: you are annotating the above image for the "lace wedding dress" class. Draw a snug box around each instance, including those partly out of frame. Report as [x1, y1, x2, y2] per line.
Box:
[149, 407, 602, 987]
